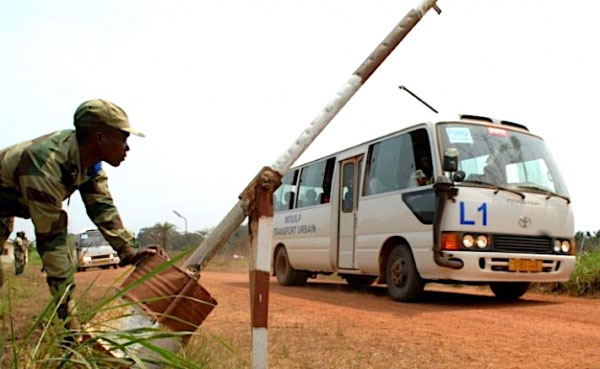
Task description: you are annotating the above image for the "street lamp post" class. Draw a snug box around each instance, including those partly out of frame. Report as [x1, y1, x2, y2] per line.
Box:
[172, 210, 188, 234]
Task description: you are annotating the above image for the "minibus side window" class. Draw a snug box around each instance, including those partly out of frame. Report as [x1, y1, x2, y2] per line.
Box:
[342, 162, 355, 213]
[273, 170, 298, 212]
[364, 128, 433, 196]
[297, 157, 335, 208]
[410, 129, 434, 186]
[321, 158, 335, 204]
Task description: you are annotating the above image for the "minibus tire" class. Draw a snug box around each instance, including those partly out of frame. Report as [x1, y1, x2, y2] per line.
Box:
[489, 282, 530, 300]
[385, 245, 424, 301]
[275, 247, 307, 286]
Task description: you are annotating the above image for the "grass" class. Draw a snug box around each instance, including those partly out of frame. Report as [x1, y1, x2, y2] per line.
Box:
[533, 251, 600, 296]
[557, 251, 600, 295]
[182, 329, 248, 369]
[1, 250, 234, 369]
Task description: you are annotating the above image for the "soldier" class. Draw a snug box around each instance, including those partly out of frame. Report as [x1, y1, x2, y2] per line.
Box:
[22, 231, 29, 265]
[13, 231, 26, 275]
[0, 99, 155, 324]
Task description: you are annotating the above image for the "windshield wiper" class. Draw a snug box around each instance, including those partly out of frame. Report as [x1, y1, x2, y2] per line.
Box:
[513, 185, 571, 204]
[461, 180, 526, 199]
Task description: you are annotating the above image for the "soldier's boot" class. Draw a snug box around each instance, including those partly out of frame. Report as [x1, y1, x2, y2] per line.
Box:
[19, 257, 25, 275]
[58, 300, 81, 346]
[48, 277, 81, 342]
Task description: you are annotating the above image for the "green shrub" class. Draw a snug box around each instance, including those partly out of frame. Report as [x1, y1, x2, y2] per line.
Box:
[561, 251, 600, 295]
[536, 251, 600, 296]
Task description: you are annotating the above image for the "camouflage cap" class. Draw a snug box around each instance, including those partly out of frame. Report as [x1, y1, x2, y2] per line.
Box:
[74, 99, 145, 137]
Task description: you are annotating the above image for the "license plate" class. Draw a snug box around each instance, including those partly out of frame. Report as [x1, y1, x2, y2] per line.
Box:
[508, 259, 542, 272]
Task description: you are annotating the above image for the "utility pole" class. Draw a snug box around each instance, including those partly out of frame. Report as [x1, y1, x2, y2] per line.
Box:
[173, 210, 188, 234]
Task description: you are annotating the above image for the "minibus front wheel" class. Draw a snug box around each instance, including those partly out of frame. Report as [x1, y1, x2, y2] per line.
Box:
[489, 282, 530, 300]
[385, 244, 424, 302]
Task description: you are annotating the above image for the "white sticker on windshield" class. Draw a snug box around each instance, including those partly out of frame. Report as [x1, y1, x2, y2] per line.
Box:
[446, 127, 473, 144]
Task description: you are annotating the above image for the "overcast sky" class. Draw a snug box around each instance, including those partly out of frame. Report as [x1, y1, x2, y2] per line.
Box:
[1, 0, 599, 239]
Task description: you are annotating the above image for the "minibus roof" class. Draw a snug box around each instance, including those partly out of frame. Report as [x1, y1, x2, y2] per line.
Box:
[289, 114, 541, 170]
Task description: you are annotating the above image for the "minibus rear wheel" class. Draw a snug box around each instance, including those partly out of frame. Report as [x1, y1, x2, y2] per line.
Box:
[275, 247, 308, 286]
[385, 244, 424, 301]
[489, 282, 530, 300]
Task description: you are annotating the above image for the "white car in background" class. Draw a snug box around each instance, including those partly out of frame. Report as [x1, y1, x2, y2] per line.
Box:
[75, 229, 120, 271]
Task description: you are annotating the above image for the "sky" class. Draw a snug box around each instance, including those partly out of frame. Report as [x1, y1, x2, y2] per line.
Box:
[1, 0, 599, 239]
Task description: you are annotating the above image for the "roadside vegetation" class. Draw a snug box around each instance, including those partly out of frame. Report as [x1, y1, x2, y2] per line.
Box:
[0, 249, 236, 368]
[533, 231, 600, 296]
[534, 251, 600, 297]
[0, 222, 251, 368]
[558, 231, 600, 296]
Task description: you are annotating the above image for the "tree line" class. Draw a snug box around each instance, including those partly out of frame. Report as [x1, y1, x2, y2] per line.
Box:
[135, 222, 250, 258]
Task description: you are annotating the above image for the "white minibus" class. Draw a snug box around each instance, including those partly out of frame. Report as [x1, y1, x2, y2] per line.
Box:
[74, 229, 120, 271]
[271, 115, 575, 301]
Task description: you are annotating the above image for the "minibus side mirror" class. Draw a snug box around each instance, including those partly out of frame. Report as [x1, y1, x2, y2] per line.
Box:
[453, 170, 465, 183]
[443, 148, 459, 172]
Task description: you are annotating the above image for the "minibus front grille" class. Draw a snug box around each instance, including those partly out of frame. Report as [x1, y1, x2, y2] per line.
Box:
[91, 254, 111, 260]
[491, 235, 553, 254]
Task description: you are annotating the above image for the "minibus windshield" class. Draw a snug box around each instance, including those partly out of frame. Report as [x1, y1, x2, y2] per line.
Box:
[80, 231, 107, 248]
[438, 123, 569, 198]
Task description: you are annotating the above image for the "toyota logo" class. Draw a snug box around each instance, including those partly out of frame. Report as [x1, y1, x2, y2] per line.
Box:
[518, 216, 532, 228]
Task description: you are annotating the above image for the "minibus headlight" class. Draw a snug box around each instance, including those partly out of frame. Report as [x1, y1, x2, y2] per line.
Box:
[476, 235, 489, 249]
[462, 234, 475, 248]
[82, 256, 92, 262]
[561, 240, 570, 253]
[553, 240, 561, 253]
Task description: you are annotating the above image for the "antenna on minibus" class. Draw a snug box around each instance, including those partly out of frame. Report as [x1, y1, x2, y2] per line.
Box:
[398, 85, 438, 113]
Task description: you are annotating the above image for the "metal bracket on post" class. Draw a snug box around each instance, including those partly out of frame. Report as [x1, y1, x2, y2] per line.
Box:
[245, 167, 282, 369]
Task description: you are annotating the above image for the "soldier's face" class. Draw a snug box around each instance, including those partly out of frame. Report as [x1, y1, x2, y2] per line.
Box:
[100, 129, 130, 167]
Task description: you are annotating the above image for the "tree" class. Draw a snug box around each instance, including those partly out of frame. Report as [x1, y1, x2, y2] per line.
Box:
[137, 222, 177, 250]
[154, 222, 175, 250]
[136, 226, 160, 248]
[171, 231, 206, 251]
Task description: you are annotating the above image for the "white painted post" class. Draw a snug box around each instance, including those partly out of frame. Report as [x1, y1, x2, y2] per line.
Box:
[248, 169, 280, 369]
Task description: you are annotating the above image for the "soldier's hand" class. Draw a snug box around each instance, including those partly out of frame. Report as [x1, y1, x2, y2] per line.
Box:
[118, 247, 158, 267]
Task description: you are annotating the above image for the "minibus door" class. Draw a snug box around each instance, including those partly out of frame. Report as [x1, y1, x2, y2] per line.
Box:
[338, 156, 362, 269]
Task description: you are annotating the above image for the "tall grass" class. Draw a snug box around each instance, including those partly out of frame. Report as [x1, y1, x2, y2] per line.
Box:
[559, 251, 600, 295]
[534, 251, 600, 296]
[1, 250, 232, 368]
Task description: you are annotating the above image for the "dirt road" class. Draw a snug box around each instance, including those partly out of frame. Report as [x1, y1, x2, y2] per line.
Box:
[78, 269, 600, 369]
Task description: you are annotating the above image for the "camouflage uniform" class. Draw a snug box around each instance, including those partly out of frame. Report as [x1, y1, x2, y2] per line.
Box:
[13, 233, 26, 275]
[0, 99, 145, 320]
[0, 217, 14, 286]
